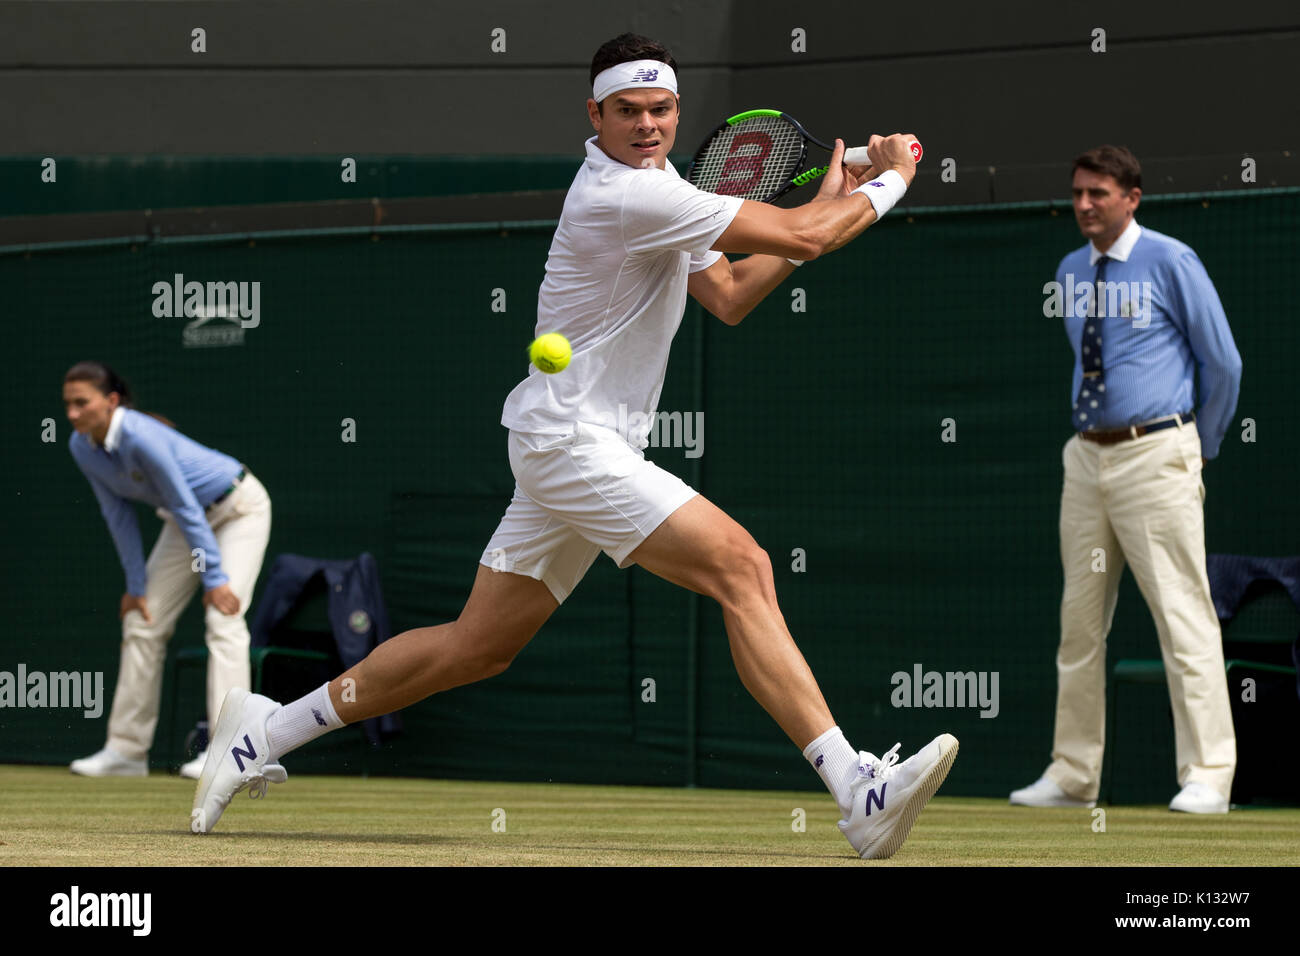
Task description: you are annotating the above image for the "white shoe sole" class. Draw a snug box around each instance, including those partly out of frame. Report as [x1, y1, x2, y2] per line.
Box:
[192, 687, 252, 832]
[859, 734, 959, 860]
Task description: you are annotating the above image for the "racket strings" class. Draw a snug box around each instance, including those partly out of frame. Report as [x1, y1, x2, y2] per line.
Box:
[690, 115, 805, 201]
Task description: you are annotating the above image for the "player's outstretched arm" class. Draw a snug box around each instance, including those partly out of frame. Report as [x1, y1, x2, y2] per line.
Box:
[710, 134, 917, 261]
[688, 252, 798, 326]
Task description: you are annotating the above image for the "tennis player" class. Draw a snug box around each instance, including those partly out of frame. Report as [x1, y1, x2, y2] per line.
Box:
[194, 33, 957, 859]
[64, 361, 271, 779]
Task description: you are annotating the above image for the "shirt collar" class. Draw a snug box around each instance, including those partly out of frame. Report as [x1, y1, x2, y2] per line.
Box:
[585, 135, 617, 167]
[102, 406, 126, 452]
[1090, 217, 1141, 264]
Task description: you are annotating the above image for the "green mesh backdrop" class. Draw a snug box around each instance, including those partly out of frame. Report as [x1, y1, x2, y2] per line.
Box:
[3, 188, 1296, 801]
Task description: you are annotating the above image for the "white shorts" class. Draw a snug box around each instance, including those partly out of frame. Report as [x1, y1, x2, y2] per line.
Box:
[479, 421, 698, 603]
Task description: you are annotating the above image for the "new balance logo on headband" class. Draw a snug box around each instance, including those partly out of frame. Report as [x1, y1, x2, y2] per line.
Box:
[592, 60, 679, 102]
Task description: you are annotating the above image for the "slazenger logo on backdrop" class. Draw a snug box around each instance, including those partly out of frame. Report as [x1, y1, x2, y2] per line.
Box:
[151, 274, 261, 348]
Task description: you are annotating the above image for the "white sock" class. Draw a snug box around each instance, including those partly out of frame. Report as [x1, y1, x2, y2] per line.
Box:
[265, 683, 345, 761]
[803, 726, 860, 818]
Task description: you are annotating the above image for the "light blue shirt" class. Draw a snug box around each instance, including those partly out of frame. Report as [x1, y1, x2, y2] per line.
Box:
[1056, 218, 1242, 458]
[69, 408, 243, 595]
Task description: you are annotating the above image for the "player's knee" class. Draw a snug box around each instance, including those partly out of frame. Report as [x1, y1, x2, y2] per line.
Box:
[715, 538, 775, 607]
[478, 654, 514, 679]
[450, 619, 531, 681]
[467, 643, 521, 680]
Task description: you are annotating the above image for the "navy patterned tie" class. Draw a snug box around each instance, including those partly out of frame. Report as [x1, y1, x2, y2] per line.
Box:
[1074, 255, 1109, 431]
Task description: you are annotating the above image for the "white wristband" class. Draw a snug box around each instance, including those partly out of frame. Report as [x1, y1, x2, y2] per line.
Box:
[786, 258, 804, 267]
[852, 168, 908, 220]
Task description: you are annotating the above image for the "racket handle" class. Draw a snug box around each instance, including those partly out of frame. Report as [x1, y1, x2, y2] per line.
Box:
[844, 140, 924, 165]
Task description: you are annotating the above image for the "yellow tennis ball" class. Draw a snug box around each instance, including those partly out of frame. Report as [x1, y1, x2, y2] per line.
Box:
[529, 332, 571, 374]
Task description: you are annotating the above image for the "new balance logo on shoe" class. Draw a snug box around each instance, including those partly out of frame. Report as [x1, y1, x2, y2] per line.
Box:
[864, 784, 888, 816]
[312, 708, 326, 727]
[231, 734, 257, 771]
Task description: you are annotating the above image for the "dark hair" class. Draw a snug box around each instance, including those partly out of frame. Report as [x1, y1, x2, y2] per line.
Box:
[590, 33, 678, 113]
[1073, 145, 1142, 192]
[64, 361, 176, 429]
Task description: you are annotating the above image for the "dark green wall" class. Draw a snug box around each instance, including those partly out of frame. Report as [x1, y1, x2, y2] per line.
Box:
[0, 156, 586, 217]
[3, 189, 1295, 802]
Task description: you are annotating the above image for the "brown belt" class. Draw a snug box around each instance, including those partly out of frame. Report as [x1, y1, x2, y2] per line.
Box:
[1078, 412, 1195, 445]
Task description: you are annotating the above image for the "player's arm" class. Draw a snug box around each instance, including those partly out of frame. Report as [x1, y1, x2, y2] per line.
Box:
[710, 134, 916, 261]
[688, 253, 797, 326]
[711, 195, 874, 261]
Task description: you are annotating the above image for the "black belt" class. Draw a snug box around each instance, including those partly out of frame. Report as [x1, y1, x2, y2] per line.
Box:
[208, 468, 247, 509]
[1078, 412, 1195, 445]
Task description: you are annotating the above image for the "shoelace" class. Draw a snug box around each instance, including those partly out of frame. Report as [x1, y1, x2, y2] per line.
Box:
[863, 743, 902, 780]
[248, 775, 272, 800]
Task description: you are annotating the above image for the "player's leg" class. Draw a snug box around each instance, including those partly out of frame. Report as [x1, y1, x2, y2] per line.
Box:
[192, 484, 583, 832]
[627, 492, 957, 859]
[192, 563, 559, 832]
[1020, 434, 1125, 806]
[327, 563, 559, 723]
[74, 516, 198, 775]
[316, 485, 593, 725]
[628, 494, 831, 747]
[1107, 425, 1235, 812]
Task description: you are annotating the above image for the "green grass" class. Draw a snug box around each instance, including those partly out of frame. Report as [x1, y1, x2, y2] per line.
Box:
[2, 765, 1297, 866]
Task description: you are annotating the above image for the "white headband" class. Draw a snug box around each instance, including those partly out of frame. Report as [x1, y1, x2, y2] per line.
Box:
[592, 59, 678, 103]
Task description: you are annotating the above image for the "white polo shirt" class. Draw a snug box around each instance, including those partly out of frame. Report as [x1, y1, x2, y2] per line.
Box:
[501, 136, 744, 449]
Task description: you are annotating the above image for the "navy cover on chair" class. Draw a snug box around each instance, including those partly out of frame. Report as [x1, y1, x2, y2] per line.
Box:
[250, 552, 402, 745]
[1206, 553, 1300, 700]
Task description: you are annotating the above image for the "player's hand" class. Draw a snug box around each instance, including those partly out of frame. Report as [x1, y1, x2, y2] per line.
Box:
[120, 593, 152, 623]
[868, 133, 919, 185]
[203, 583, 241, 616]
[813, 139, 856, 202]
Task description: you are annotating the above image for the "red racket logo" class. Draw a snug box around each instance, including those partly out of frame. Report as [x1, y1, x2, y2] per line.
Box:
[716, 131, 772, 196]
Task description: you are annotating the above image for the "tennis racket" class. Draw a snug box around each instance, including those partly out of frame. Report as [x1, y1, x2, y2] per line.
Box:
[686, 108, 922, 203]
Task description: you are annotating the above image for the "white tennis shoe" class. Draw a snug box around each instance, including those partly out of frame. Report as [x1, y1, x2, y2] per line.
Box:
[1169, 782, 1229, 814]
[191, 688, 287, 833]
[1009, 775, 1096, 808]
[70, 747, 147, 777]
[838, 733, 959, 860]
[179, 749, 207, 780]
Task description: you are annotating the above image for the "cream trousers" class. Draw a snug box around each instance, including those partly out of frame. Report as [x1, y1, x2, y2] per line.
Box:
[104, 472, 271, 760]
[1046, 423, 1235, 801]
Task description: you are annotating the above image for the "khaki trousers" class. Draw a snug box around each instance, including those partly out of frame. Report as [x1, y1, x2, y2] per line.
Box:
[105, 472, 271, 760]
[1046, 423, 1236, 802]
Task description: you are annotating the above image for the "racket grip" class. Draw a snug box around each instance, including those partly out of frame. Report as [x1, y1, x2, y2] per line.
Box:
[844, 141, 924, 165]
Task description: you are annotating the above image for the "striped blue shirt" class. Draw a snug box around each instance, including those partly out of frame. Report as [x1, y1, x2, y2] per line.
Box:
[1055, 219, 1242, 458]
[69, 408, 243, 595]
